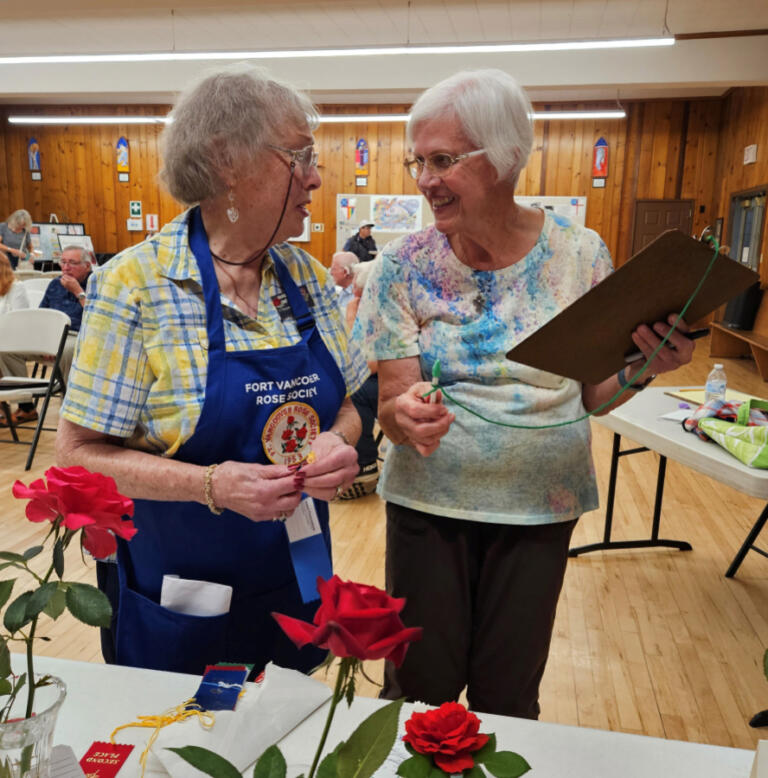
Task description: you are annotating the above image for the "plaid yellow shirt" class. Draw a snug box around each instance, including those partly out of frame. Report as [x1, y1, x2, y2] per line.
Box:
[61, 210, 368, 456]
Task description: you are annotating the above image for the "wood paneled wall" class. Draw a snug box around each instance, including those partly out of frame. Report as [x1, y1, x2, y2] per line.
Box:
[0, 89, 765, 270]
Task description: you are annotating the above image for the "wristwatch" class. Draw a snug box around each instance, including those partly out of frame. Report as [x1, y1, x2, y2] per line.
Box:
[617, 366, 655, 391]
[77, 292, 86, 301]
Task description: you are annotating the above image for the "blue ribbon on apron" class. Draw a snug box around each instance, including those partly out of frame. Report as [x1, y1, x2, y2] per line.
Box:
[111, 207, 346, 676]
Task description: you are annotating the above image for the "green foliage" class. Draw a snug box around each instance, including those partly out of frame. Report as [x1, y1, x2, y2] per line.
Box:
[25, 582, 59, 621]
[396, 752, 433, 777]
[336, 698, 404, 778]
[316, 744, 343, 778]
[464, 768, 487, 778]
[65, 583, 112, 628]
[0, 580, 14, 611]
[473, 733, 497, 763]
[482, 751, 531, 778]
[167, 747, 243, 778]
[52, 539, 65, 580]
[251, 746, 287, 778]
[4, 591, 33, 633]
[43, 588, 67, 620]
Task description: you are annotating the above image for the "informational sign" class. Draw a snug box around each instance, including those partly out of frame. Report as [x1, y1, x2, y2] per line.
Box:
[355, 139, 369, 177]
[126, 218, 143, 231]
[145, 213, 159, 232]
[129, 201, 142, 218]
[27, 138, 41, 171]
[592, 137, 608, 178]
[116, 137, 130, 173]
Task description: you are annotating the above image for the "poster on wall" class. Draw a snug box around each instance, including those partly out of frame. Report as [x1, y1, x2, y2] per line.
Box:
[372, 196, 422, 232]
[355, 139, 369, 176]
[517, 196, 587, 226]
[30, 223, 84, 258]
[116, 137, 130, 177]
[592, 137, 608, 178]
[28, 138, 41, 179]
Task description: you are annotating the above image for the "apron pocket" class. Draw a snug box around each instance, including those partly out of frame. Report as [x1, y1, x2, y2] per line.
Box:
[115, 583, 229, 675]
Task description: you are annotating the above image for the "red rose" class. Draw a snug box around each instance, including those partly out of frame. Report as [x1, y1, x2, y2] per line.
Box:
[272, 575, 422, 665]
[287, 415, 295, 425]
[12, 466, 136, 559]
[296, 427, 307, 440]
[403, 703, 489, 774]
[284, 439, 298, 452]
[282, 429, 294, 441]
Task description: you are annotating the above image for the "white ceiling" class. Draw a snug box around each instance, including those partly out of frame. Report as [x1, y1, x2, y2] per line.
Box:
[1, 0, 767, 106]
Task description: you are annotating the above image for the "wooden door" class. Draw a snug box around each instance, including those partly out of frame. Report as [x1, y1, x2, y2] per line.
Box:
[631, 200, 694, 254]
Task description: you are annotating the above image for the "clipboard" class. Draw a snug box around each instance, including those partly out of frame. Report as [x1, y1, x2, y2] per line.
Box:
[505, 230, 759, 385]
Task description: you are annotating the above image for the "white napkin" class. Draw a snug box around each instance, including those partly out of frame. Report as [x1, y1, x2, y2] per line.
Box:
[145, 663, 332, 778]
[160, 575, 233, 617]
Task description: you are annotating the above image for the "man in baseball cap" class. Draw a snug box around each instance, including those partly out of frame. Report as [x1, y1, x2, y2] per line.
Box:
[343, 219, 378, 263]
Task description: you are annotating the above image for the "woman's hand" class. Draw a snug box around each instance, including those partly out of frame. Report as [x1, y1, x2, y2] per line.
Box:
[10, 247, 24, 258]
[211, 460, 304, 521]
[300, 431, 360, 502]
[394, 381, 455, 457]
[630, 313, 696, 375]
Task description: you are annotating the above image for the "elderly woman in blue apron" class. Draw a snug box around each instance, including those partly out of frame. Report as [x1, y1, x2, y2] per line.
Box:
[56, 65, 368, 677]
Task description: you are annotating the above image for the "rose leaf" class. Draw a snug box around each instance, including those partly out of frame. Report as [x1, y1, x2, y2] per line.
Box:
[483, 751, 531, 778]
[395, 753, 432, 777]
[251, 745, 287, 778]
[166, 747, 243, 778]
[464, 767, 486, 778]
[3, 591, 33, 633]
[473, 733, 496, 763]
[337, 698, 404, 778]
[65, 583, 112, 628]
[0, 579, 15, 611]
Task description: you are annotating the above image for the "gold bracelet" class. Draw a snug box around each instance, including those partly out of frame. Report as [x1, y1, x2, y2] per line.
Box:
[204, 463, 223, 515]
[331, 429, 350, 446]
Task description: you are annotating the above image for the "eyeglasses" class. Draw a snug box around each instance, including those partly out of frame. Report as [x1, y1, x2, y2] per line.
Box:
[403, 149, 486, 180]
[268, 143, 319, 173]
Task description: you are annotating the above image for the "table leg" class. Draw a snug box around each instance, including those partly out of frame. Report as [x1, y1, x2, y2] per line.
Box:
[569, 433, 692, 557]
[725, 502, 768, 577]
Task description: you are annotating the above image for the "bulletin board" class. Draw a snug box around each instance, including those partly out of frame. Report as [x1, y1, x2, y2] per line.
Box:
[30, 223, 85, 259]
[336, 194, 587, 252]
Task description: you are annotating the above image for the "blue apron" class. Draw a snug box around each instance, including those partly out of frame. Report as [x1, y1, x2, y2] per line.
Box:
[113, 207, 346, 676]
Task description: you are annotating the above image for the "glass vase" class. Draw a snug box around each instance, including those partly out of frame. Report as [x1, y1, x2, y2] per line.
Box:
[0, 676, 67, 778]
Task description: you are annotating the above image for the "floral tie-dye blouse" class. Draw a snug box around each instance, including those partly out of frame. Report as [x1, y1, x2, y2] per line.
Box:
[355, 210, 613, 525]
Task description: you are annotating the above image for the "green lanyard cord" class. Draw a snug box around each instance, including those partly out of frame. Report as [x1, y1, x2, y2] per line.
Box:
[421, 236, 721, 430]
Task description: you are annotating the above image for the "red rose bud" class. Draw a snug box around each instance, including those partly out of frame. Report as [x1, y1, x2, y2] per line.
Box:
[403, 703, 489, 774]
[282, 429, 293, 440]
[296, 427, 307, 440]
[287, 416, 295, 425]
[272, 575, 422, 666]
[285, 439, 298, 452]
[13, 466, 136, 559]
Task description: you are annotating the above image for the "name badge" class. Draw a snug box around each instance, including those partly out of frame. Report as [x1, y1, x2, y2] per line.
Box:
[285, 498, 331, 602]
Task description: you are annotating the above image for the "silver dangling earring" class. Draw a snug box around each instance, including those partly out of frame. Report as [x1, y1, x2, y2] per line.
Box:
[226, 189, 239, 224]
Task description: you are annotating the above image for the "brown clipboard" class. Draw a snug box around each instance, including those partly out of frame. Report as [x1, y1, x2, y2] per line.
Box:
[505, 230, 759, 385]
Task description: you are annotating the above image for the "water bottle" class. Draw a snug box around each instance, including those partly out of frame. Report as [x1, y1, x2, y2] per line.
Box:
[704, 363, 727, 403]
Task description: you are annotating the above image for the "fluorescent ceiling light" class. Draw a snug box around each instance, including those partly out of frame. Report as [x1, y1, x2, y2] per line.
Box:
[0, 38, 674, 65]
[8, 115, 167, 125]
[9, 109, 627, 126]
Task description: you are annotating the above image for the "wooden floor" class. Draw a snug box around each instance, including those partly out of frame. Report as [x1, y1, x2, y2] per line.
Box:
[1, 335, 766, 751]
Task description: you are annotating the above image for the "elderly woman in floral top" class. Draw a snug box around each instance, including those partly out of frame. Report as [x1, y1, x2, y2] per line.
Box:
[356, 69, 695, 718]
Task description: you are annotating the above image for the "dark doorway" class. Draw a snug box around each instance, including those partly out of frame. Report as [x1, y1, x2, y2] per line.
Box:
[631, 199, 694, 254]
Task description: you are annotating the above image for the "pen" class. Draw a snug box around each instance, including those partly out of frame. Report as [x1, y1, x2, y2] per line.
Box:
[624, 328, 709, 364]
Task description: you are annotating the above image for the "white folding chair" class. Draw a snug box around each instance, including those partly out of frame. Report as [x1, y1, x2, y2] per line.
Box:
[22, 277, 53, 296]
[13, 269, 44, 281]
[0, 309, 70, 470]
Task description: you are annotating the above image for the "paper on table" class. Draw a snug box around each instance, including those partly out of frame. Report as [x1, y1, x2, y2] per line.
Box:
[663, 388, 764, 405]
[749, 740, 768, 778]
[51, 745, 86, 778]
[159, 575, 232, 617]
[659, 408, 692, 422]
[146, 663, 332, 778]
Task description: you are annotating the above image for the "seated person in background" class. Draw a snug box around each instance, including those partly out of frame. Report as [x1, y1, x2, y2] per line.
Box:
[340, 259, 381, 499]
[343, 219, 378, 263]
[39, 244, 93, 384]
[0, 251, 33, 426]
[330, 251, 358, 312]
[0, 209, 33, 270]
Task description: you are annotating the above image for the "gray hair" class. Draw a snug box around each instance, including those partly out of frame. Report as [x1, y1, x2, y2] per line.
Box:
[7, 209, 32, 230]
[160, 63, 319, 204]
[408, 69, 533, 184]
[60, 245, 90, 264]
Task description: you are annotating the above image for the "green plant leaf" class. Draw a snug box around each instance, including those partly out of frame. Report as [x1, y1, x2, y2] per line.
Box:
[473, 733, 496, 763]
[53, 539, 65, 580]
[763, 648, 768, 682]
[0, 552, 25, 562]
[43, 588, 67, 620]
[3, 591, 33, 633]
[483, 751, 531, 778]
[464, 767, 485, 778]
[336, 698, 404, 778]
[0, 678, 12, 696]
[0, 640, 10, 678]
[395, 753, 433, 777]
[0, 580, 15, 611]
[251, 745, 287, 778]
[65, 583, 112, 627]
[22, 546, 44, 561]
[317, 744, 343, 778]
[25, 582, 59, 620]
[166, 747, 242, 778]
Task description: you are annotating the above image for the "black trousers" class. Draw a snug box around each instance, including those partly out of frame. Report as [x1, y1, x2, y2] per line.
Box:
[381, 503, 577, 718]
[350, 374, 379, 468]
